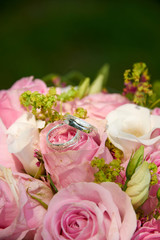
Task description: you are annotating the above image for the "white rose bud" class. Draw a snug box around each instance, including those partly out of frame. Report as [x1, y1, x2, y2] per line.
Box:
[7, 112, 45, 176]
[125, 161, 151, 209]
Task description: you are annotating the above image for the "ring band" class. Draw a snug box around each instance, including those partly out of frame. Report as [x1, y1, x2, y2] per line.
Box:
[46, 123, 80, 150]
[46, 115, 97, 150]
[64, 114, 97, 135]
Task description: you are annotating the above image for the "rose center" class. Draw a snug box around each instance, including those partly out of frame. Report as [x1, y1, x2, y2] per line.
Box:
[48, 125, 77, 144]
[123, 126, 144, 137]
[122, 117, 146, 137]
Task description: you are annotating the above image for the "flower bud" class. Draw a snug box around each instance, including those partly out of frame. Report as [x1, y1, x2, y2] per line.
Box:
[7, 112, 45, 176]
[77, 77, 90, 99]
[125, 161, 151, 209]
[126, 145, 144, 180]
[89, 64, 109, 94]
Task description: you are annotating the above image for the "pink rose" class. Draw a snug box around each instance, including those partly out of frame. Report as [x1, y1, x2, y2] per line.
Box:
[132, 219, 160, 240]
[0, 118, 23, 172]
[140, 146, 160, 215]
[75, 93, 129, 120]
[0, 76, 47, 128]
[0, 167, 53, 240]
[38, 182, 137, 240]
[152, 107, 160, 116]
[40, 120, 112, 188]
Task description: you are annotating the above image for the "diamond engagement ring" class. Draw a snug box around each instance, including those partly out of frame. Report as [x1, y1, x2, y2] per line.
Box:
[46, 115, 97, 150]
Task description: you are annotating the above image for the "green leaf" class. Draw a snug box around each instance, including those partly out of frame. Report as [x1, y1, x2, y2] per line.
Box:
[47, 174, 58, 194]
[34, 162, 44, 179]
[77, 77, 90, 99]
[88, 63, 110, 94]
[153, 81, 160, 99]
[61, 70, 85, 86]
[26, 188, 48, 210]
[157, 188, 160, 202]
[126, 145, 144, 181]
[42, 73, 60, 87]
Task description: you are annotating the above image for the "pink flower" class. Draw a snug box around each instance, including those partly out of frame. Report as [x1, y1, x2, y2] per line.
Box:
[40, 120, 112, 188]
[152, 108, 160, 116]
[0, 76, 47, 128]
[0, 167, 53, 240]
[140, 146, 160, 215]
[75, 92, 129, 120]
[132, 219, 160, 240]
[38, 182, 137, 240]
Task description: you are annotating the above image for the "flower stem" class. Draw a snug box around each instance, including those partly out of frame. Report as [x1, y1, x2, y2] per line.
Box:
[34, 162, 44, 179]
[60, 100, 63, 116]
[123, 179, 129, 191]
[48, 174, 58, 194]
[150, 98, 160, 109]
[27, 188, 48, 210]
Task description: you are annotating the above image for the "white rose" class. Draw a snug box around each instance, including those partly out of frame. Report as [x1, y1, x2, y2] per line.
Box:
[7, 112, 45, 176]
[106, 103, 160, 158]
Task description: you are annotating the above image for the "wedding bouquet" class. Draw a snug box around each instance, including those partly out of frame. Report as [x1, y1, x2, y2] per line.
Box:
[0, 62, 160, 240]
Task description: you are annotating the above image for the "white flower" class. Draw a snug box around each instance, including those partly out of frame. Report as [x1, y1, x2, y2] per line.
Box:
[106, 103, 160, 158]
[0, 165, 19, 204]
[7, 112, 45, 176]
[125, 161, 151, 209]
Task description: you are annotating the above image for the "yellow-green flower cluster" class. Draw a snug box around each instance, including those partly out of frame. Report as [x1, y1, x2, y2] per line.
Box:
[105, 138, 123, 160]
[20, 87, 79, 124]
[123, 62, 155, 107]
[73, 107, 88, 119]
[91, 157, 124, 186]
[148, 163, 158, 186]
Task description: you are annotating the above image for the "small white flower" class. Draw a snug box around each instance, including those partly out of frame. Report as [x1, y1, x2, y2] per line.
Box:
[106, 103, 160, 158]
[7, 112, 45, 176]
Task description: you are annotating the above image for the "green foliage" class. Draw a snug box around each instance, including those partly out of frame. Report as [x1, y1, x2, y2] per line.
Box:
[57, 87, 78, 102]
[123, 146, 159, 191]
[26, 188, 48, 210]
[42, 74, 61, 87]
[105, 138, 123, 160]
[126, 145, 144, 181]
[91, 157, 124, 185]
[123, 62, 156, 108]
[148, 163, 158, 186]
[123, 146, 144, 191]
[73, 107, 88, 119]
[20, 87, 79, 123]
[42, 71, 85, 88]
[77, 77, 90, 99]
[20, 64, 110, 123]
[88, 63, 110, 94]
[157, 188, 160, 202]
[153, 81, 160, 99]
[47, 174, 58, 194]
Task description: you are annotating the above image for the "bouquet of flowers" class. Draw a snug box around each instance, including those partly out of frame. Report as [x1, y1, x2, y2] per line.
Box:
[0, 62, 160, 240]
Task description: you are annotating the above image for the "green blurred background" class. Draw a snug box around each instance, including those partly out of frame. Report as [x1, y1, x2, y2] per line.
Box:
[0, 0, 160, 91]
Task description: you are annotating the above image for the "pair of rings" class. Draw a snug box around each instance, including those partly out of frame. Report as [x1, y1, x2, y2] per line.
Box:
[46, 114, 97, 150]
